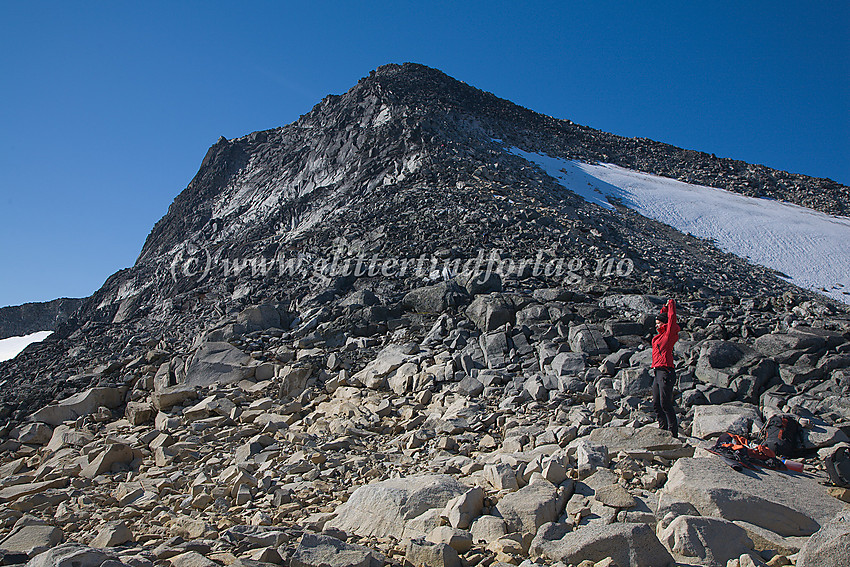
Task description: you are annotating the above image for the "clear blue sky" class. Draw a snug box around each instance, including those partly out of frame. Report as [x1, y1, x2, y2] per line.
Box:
[1, 1, 848, 308]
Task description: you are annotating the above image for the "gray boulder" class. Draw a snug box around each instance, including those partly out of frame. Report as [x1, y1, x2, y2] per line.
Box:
[587, 426, 687, 456]
[222, 525, 287, 548]
[404, 538, 459, 567]
[404, 282, 469, 313]
[530, 521, 674, 566]
[456, 376, 484, 398]
[616, 367, 654, 396]
[442, 487, 484, 530]
[185, 342, 254, 386]
[30, 388, 124, 426]
[469, 516, 508, 544]
[550, 352, 585, 377]
[466, 295, 515, 332]
[568, 324, 610, 356]
[753, 331, 825, 357]
[352, 344, 416, 389]
[291, 533, 384, 567]
[327, 475, 467, 539]
[479, 331, 508, 369]
[691, 403, 762, 439]
[89, 521, 133, 548]
[25, 545, 112, 567]
[659, 515, 754, 567]
[695, 341, 752, 388]
[14, 423, 53, 445]
[797, 509, 850, 567]
[493, 479, 567, 535]
[236, 304, 282, 333]
[600, 294, 665, 315]
[516, 304, 550, 327]
[0, 520, 63, 557]
[660, 457, 847, 536]
[573, 439, 609, 474]
[459, 271, 502, 296]
[484, 463, 519, 492]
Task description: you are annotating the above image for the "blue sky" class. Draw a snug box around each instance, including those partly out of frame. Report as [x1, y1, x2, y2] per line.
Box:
[1, 1, 848, 308]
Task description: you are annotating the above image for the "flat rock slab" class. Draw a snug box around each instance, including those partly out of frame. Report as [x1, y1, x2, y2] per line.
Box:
[0, 523, 63, 557]
[593, 484, 636, 509]
[0, 479, 68, 503]
[803, 422, 850, 450]
[30, 387, 123, 426]
[185, 342, 254, 386]
[691, 403, 763, 440]
[328, 475, 467, 540]
[530, 522, 674, 566]
[291, 533, 384, 567]
[25, 545, 112, 567]
[588, 426, 685, 453]
[661, 457, 849, 537]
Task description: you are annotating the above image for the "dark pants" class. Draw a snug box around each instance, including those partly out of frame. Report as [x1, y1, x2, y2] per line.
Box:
[652, 367, 678, 437]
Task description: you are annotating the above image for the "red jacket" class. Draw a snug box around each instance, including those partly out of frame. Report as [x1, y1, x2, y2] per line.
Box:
[652, 299, 679, 368]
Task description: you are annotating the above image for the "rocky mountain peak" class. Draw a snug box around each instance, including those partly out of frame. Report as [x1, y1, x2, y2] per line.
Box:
[1, 62, 850, 567]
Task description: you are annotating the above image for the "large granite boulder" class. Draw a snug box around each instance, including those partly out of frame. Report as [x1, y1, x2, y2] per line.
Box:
[616, 367, 654, 396]
[466, 295, 515, 333]
[404, 282, 469, 314]
[327, 475, 467, 539]
[691, 403, 763, 439]
[695, 341, 754, 388]
[568, 324, 609, 356]
[797, 509, 850, 567]
[493, 479, 567, 535]
[0, 519, 63, 557]
[599, 295, 664, 315]
[587, 426, 689, 458]
[24, 545, 113, 567]
[659, 515, 754, 567]
[753, 331, 826, 358]
[352, 344, 417, 389]
[291, 533, 384, 567]
[530, 521, 674, 566]
[659, 457, 848, 537]
[30, 388, 124, 426]
[185, 342, 254, 386]
[236, 304, 283, 333]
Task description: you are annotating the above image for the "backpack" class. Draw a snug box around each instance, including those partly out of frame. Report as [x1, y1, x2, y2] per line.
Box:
[825, 446, 850, 488]
[757, 414, 804, 458]
[708, 432, 784, 471]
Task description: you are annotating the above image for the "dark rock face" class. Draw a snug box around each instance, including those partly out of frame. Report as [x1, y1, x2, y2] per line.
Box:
[0, 62, 847, 421]
[0, 298, 84, 340]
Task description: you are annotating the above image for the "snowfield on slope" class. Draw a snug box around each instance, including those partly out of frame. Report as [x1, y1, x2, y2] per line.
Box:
[0, 331, 52, 363]
[510, 147, 850, 304]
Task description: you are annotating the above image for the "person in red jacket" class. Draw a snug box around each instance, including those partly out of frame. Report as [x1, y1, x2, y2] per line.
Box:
[652, 299, 680, 437]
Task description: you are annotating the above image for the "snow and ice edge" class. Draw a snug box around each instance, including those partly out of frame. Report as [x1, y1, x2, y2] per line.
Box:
[508, 146, 850, 304]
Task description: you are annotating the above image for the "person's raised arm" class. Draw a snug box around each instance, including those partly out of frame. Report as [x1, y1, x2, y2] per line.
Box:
[667, 299, 677, 329]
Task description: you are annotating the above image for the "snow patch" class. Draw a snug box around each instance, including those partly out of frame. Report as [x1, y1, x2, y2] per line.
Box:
[510, 147, 850, 304]
[373, 105, 392, 127]
[0, 331, 52, 362]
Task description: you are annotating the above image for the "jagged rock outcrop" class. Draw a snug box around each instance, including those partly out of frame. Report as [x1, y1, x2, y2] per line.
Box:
[0, 298, 83, 340]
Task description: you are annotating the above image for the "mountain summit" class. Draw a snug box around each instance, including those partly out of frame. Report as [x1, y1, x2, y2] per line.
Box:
[0, 64, 849, 566]
[2, 62, 848, 415]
